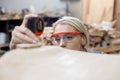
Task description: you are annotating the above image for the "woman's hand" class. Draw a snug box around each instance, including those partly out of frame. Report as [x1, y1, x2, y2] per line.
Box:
[9, 14, 40, 49]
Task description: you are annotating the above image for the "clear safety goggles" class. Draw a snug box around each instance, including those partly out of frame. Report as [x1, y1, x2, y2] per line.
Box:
[51, 32, 82, 43]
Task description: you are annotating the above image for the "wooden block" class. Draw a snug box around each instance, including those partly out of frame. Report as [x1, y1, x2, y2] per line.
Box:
[109, 31, 120, 38]
[94, 45, 120, 53]
[111, 38, 120, 45]
[89, 29, 105, 37]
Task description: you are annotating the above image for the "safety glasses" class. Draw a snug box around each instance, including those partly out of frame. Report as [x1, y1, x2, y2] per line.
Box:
[51, 32, 82, 43]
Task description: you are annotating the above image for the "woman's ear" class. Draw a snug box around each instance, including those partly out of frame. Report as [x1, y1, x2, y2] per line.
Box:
[81, 35, 87, 47]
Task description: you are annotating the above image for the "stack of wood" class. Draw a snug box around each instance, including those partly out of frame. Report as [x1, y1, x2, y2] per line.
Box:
[82, 0, 120, 53]
[41, 27, 54, 45]
[88, 25, 120, 54]
[88, 28, 107, 47]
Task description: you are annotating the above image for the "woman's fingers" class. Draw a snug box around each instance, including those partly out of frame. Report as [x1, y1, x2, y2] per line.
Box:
[12, 36, 27, 44]
[12, 26, 39, 43]
[20, 25, 39, 41]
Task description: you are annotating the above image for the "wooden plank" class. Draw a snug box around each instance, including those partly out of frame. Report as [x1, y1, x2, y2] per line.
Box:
[83, 0, 114, 25]
[82, 0, 91, 23]
[94, 45, 120, 53]
[114, 0, 120, 31]
[111, 38, 120, 45]
[0, 43, 9, 48]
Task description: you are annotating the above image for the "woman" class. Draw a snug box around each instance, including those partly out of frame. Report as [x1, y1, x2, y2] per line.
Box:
[51, 16, 89, 51]
[9, 14, 89, 51]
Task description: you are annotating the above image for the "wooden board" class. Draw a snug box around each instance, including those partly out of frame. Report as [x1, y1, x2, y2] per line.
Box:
[114, 0, 120, 31]
[82, 0, 91, 22]
[94, 45, 120, 53]
[0, 46, 120, 80]
[82, 0, 114, 25]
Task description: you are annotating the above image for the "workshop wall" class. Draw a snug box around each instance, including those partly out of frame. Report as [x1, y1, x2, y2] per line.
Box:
[0, 0, 65, 12]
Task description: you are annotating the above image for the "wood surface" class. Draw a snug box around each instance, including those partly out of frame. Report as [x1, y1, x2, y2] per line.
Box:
[0, 46, 120, 80]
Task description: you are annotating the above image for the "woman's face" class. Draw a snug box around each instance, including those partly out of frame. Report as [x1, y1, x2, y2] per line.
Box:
[53, 24, 83, 51]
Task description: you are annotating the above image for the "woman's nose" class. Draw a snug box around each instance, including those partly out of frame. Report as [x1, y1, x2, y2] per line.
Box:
[59, 39, 66, 47]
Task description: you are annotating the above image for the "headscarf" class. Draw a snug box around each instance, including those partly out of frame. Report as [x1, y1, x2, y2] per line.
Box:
[52, 16, 89, 48]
